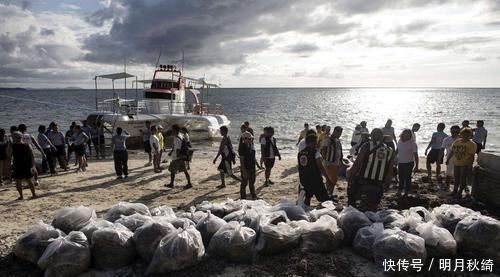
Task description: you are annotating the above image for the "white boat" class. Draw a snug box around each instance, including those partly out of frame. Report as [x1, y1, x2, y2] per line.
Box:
[86, 64, 230, 147]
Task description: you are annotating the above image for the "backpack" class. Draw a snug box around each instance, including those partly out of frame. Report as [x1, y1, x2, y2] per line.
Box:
[176, 137, 193, 161]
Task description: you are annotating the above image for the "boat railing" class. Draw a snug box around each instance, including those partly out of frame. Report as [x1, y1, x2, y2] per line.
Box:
[97, 99, 225, 116]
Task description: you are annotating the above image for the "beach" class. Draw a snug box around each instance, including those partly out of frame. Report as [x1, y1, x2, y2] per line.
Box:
[1, 150, 496, 276]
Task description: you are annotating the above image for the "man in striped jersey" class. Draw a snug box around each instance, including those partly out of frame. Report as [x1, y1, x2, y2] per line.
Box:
[347, 128, 395, 210]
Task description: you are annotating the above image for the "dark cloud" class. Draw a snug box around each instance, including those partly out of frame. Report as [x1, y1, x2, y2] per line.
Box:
[82, 0, 356, 68]
[332, 0, 449, 14]
[392, 20, 435, 34]
[285, 43, 320, 54]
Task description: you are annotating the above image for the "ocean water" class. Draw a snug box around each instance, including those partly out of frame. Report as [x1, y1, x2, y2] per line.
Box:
[1, 87, 499, 156]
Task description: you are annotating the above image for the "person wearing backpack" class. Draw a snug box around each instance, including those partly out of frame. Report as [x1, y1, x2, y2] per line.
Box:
[165, 124, 192, 189]
[321, 126, 343, 199]
[260, 126, 281, 186]
[213, 126, 239, 189]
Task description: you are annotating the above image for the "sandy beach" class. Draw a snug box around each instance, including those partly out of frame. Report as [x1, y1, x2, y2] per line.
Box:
[0, 151, 497, 276]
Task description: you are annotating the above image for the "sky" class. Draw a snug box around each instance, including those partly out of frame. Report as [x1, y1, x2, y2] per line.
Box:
[1, 0, 500, 88]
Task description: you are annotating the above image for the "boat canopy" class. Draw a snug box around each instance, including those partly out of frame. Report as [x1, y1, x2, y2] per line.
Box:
[95, 72, 136, 80]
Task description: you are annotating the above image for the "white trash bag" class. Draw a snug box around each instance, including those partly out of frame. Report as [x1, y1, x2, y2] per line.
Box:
[196, 211, 226, 246]
[105, 202, 151, 222]
[147, 223, 205, 274]
[14, 221, 65, 264]
[51, 206, 96, 234]
[373, 229, 427, 269]
[115, 213, 154, 231]
[415, 221, 457, 257]
[79, 219, 114, 243]
[91, 223, 136, 269]
[308, 201, 338, 221]
[208, 221, 256, 263]
[431, 204, 480, 233]
[179, 206, 207, 224]
[150, 205, 177, 218]
[133, 221, 175, 263]
[38, 231, 91, 277]
[454, 215, 500, 263]
[223, 208, 260, 232]
[338, 206, 372, 243]
[256, 221, 301, 255]
[294, 215, 344, 253]
[270, 201, 309, 221]
[352, 222, 384, 259]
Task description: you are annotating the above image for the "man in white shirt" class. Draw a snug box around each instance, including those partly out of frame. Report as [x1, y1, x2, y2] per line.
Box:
[472, 120, 488, 154]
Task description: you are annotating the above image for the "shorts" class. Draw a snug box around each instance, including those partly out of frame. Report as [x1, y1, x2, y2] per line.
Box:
[144, 140, 151, 153]
[55, 145, 66, 156]
[169, 159, 187, 173]
[218, 159, 233, 175]
[475, 142, 482, 154]
[426, 149, 443, 164]
[75, 145, 86, 157]
[264, 158, 275, 169]
[12, 166, 33, 180]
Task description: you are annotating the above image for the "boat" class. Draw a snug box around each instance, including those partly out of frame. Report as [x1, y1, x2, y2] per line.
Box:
[85, 64, 230, 148]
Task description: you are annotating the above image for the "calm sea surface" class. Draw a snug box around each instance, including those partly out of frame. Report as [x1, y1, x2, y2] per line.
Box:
[1, 88, 499, 156]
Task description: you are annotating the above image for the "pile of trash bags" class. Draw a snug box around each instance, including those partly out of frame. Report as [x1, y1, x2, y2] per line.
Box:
[13, 200, 500, 275]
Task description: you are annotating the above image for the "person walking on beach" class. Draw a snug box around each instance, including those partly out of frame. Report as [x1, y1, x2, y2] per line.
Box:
[382, 119, 397, 150]
[66, 124, 76, 166]
[297, 123, 309, 145]
[321, 126, 343, 199]
[424, 123, 448, 185]
[214, 126, 238, 189]
[18, 124, 45, 185]
[82, 120, 93, 157]
[10, 132, 37, 200]
[140, 121, 153, 166]
[48, 124, 68, 171]
[0, 129, 10, 185]
[166, 124, 192, 189]
[112, 127, 129, 179]
[73, 125, 89, 172]
[239, 131, 258, 200]
[261, 127, 281, 186]
[157, 125, 165, 164]
[351, 124, 362, 147]
[347, 128, 395, 211]
[472, 120, 487, 154]
[298, 134, 332, 207]
[91, 122, 106, 159]
[411, 123, 421, 143]
[37, 125, 57, 175]
[150, 126, 161, 173]
[396, 129, 418, 196]
[180, 127, 192, 170]
[446, 128, 476, 199]
[439, 125, 460, 191]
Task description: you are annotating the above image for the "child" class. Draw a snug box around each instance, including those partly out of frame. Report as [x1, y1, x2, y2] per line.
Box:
[396, 129, 418, 196]
[439, 125, 460, 191]
[10, 132, 37, 200]
[424, 123, 448, 185]
[213, 126, 238, 189]
[260, 127, 281, 186]
[112, 127, 130, 179]
[238, 131, 257, 200]
[472, 120, 487, 153]
[446, 128, 476, 198]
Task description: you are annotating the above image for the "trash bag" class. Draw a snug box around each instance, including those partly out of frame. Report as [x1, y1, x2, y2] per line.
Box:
[91, 223, 136, 269]
[51, 206, 96, 234]
[79, 219, 114, 243]
[38, 231, 91, 277]
[14, 221, 65, 264]
[115, 213, 154, 231]
[338, 206, 372, 243]
[179, 206, 207, 224]
[366, 209, 406, 229]
[222, 198, 244, 215]
[415, 222, 457, 257]
[454, 215, 500, 263]
[133, 221, 176, 263]
[373, 229, 427, 269]
[256, 221, 301, 255]
[309, 206, 339, 222]
[150, 205, 176, 218]
[270, 201, 309, 221]
[154, 216, 195, 229]
[196, 201, 226, 218]
[208, 221, 257, 263]
[352, 222, 384, 259]
[431, 204, 480, 233]
[196, 211, 226, 246]
[105, 202, 151, 222]
[293, 215, 344, 253]
[259, 210, 289, 228]
[403, 206, 436, 223]
[241, 199, 271, 212]
[147, 224, 205, 274]
[223, 208, 260, 232]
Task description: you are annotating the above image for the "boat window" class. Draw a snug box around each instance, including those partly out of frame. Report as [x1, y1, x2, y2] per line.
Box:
[151, 80, 178, 89]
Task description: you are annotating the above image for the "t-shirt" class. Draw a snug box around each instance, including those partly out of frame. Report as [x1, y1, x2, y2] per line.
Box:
[74, 132, 89, 146]
[299, 129, 308, 140]
[157, 132, 164, 150]
[143, 128, 152, 142]
[360, 127, 369, 134]
[351, 130, 361, 143]
[82, 125, 92, 139]
[430, 131, 448, 149]
[397, 140, 417, 164]
[451, 139, 476, 166]
[442, 136, 458, 159]
[22, 133, 33, 145]
[171, 135, 182, 160]
[322, 137, 342, 166]
[150, 134, 160, 153]
[298, 138, 307, 152]
[473, 127, 488, 144]
[48, 131, 65, 146]
[382, 127, 395, 139]
[317, 132, 327, 146]
[37, 133, 52, 149]
[112, 134, 129, 151]
[260, 136, 275, 158]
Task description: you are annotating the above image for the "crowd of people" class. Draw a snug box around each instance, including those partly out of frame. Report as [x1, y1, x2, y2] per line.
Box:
[0, 118, 489, 210]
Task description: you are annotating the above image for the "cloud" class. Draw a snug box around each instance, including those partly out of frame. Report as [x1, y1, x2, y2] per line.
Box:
[60, 3, 81, 10]
[360, 35, 493, 50]
[285, 43, 320, 54]
[40, 28, 55, 36]
[392, 20, 435, 34]
[332, 0, 449, 14]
